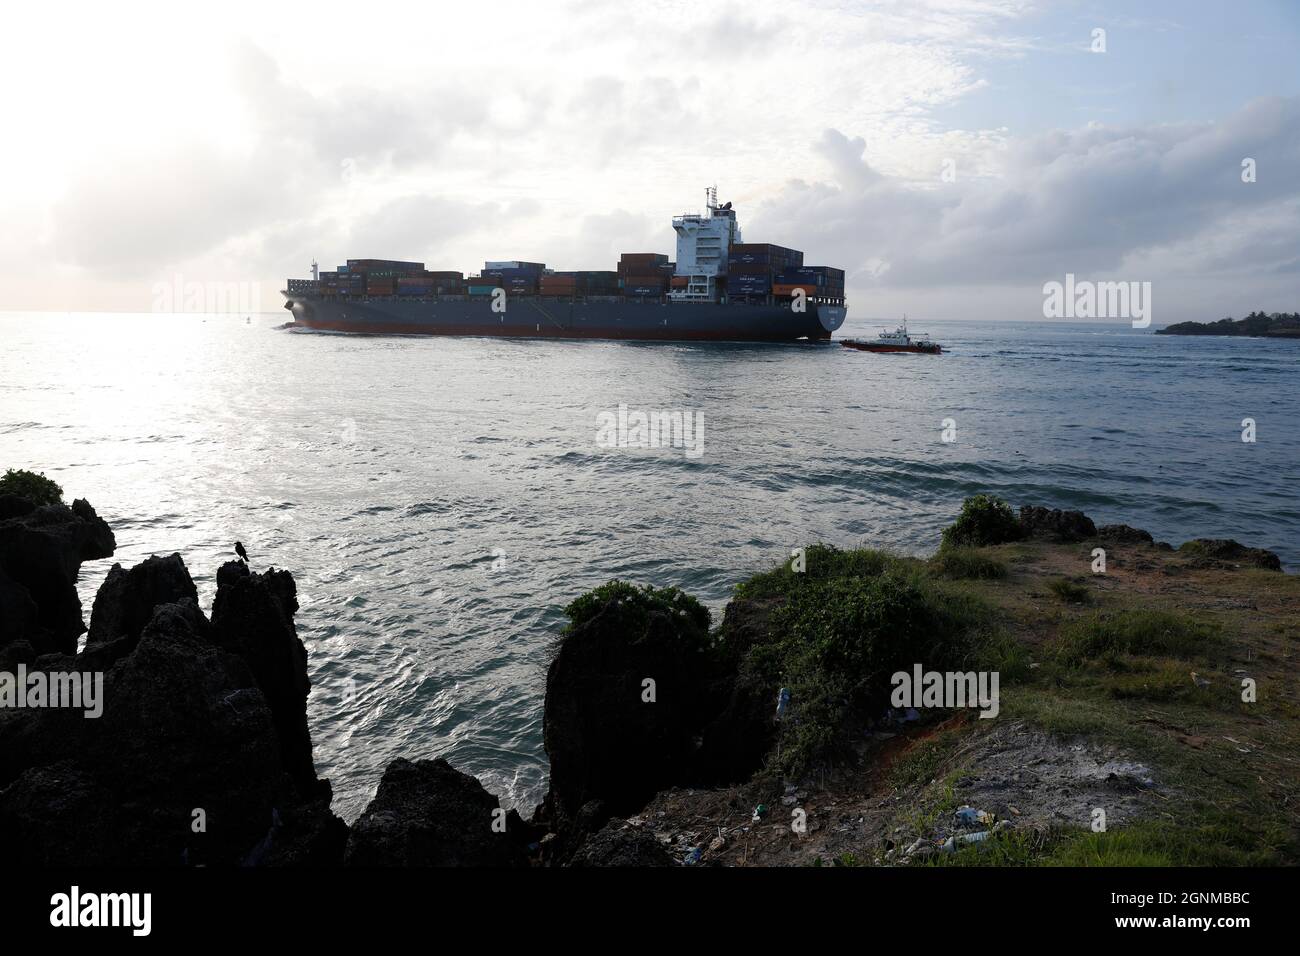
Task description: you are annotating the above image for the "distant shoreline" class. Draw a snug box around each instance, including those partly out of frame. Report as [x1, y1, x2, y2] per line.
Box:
[1156, 311, 1300, 337]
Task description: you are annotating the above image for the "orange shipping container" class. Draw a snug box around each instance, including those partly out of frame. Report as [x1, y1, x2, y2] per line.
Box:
[773, 283, 819, 297]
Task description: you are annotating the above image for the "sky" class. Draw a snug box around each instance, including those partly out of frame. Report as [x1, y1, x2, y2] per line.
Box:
[1, 0, 1297, 322]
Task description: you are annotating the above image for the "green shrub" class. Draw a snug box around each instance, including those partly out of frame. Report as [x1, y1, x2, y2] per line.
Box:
[744, 569, 1006, 774]
[563, 580, 711, 638]
[1054, 610, 1221, 667]
[1046, 577, 1090, 604]
[733, 544, 900, 601]
[940, 494, 1021, 550]
[0, 468, 63, 505]
[930, 548, 1008, 580]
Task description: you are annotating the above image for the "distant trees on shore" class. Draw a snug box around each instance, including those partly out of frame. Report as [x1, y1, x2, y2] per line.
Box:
[1156, 311, 1300, 336]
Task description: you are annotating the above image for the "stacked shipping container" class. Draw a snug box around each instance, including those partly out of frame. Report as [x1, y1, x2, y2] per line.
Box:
[772, 266, 845, 299]
[479, 260, 545, 296]
[538, 271, 621, 296]
[300, 245, 842, 303]
[618, 253, 672, 297]
[726, 243, 804, 297]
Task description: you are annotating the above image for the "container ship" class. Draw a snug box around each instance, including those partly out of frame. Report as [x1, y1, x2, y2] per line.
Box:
[282, 189, 846, 342]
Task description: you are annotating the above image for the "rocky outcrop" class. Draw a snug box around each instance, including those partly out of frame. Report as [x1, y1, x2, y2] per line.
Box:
[0, 498, 115, 654]
[2, 602, 285, 864]
[538, 589, 775, 854]
[543, 596, 718, 830]
[1096, 524, 1155, 544]
[1178, 538, 1282, 572]
[87, 552, 199, 650]
[0, 520, 345, 866]
[1017, 505, 1097, 542]
[210, 560, 317, 788]
[696, 599, 780, 782]
[344, 758, 526, 866]
[569, 820, 675, 867]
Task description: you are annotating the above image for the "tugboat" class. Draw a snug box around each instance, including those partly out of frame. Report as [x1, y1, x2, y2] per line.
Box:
[841, 316, 942, 354]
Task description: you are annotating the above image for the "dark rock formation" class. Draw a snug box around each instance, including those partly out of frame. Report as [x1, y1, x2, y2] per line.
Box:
[539, 590, 778, 851]
[1096, 524, 1155, 544]
[345, 758, 524, 866]
[696, 599, 779, 781]
[542, 596, 718, 829]
[1178, 539, 1282, 572]
[2, 604, 282, 863]
[0, 498, 115, 654]
[87, 552, 199, 650]
[0, 571, 38, 645]
[0, 542, 345, 866]
[210, 560, 316, 788]
[569, 821, 675, 867]
[1017, 505, 1097, 542]
[241, 788, 349, 867]
[0, 495, 37, 521]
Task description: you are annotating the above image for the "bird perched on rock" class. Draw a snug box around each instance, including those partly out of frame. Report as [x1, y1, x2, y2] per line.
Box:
[234, 541, 249, 564]
[1190, 671, 1211, 688]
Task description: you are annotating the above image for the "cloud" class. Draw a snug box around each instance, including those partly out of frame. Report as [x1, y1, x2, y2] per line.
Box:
[8, 0, 1297, 317]
[49, 143, 282, 277]
[750, 96, 1300, 295]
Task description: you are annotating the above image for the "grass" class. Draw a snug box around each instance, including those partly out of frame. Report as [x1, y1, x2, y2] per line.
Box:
[1053, 609, 1223, 668]
[1042, 818, 1285, 867]
[920, 817, 1284, 867]
[929, 548, 1008, 580]
[888, 725, 973, 791]
[1046, 576, 1090, 604]
[872, 530, 1300, 868]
